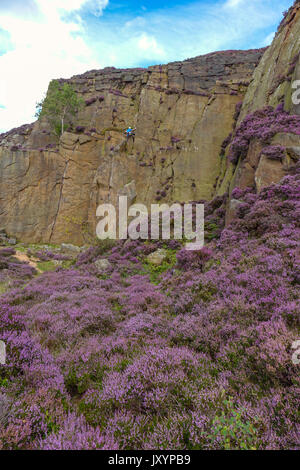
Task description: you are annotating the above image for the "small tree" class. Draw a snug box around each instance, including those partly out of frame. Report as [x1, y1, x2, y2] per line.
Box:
[35, 81, 84, 137]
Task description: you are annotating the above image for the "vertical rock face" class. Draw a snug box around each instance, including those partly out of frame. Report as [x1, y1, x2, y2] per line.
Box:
[239, 1, 300, 119]
[0, 49, 264, 244]
[1, 0, 299, 244]
[223, 1, 300, 223]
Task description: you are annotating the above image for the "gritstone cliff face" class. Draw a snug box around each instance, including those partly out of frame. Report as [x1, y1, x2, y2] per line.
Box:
[224, 0, 300, 222]
[0, 1, 299, 244]
[0, 49, 264, 244]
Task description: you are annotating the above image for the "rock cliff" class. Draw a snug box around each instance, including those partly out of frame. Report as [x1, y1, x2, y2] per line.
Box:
[223, 0, 300, 222]
[0, 1, 299, 244]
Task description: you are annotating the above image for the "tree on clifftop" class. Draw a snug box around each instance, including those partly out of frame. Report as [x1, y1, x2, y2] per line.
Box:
[35, 80, 84, 137]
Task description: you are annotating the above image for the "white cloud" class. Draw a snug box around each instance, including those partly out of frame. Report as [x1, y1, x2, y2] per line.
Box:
[36, 0, 109, 16]
[91, 0, 288, 68]
[0, 0, 108, 131]
[137, 34, 165, 56]
[225, 0, 245, 7]
[0, 0, 40, 18]
[263, 31, 276, 46]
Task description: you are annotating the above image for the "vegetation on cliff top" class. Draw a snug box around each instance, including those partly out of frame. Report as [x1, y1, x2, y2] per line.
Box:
[35, 81, 84, 137]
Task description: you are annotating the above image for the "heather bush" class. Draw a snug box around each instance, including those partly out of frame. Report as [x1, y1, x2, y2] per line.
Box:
[85, 97, 97, 106]
[228, 106, 300, 164]
[260, 145, 286, 161]
[34, 249, 71, 262]
[40, 413, 118, 450]
[0, 248, 36, 289]
[0, 164, 299, 449]
[176, 246, 212, 271]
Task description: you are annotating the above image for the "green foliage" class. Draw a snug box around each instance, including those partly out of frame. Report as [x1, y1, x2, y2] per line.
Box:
[208, 398, 260, 450]
[65, 363, 110, 398]
[205, 222, 219, 241]
[95, 238, 116, 254]
[35, 81, 84, 137]
[0, 282, 9, 294]
[64, 367, 93, 396]
[61, 259, 76, 270]
[0, 377, 9, 388]
[43, 410, 60, 435]
[37, 261, 57, 272]
[144, 249, 177, 284]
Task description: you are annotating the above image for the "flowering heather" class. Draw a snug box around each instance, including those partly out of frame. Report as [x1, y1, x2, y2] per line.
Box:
[0, 165, 299, 449]
[228, 106, 300, 164]
[75, 126, 85, 133]
[33, 249, 71, 262]
[109, 89, 128, 98]
[176, 246, 212, 271]
[220, 132, 232, 156]
[233, 101, 243, 122]
[182, 89, 210, 97]
[260, 145, 286, 162]
[278, 1, 300, 31]
[85, 97, 97, 106]
[0, 248, 36, 290]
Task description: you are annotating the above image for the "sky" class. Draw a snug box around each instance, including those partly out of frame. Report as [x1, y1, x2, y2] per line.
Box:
[0, 0, 293, 132]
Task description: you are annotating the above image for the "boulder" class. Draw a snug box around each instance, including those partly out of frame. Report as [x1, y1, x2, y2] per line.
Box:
[147, 248, 168, 266]
[80, 245, 91, 252]
[0, 234, 8, 246]
[255, 155, 286, 193]
[94, 258, 111, 272]
[60, 243, 81, 254]
[53, 260, 63, 266]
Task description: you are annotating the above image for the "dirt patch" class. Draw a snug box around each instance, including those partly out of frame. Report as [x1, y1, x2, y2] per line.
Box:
[13, 251, 42, 273]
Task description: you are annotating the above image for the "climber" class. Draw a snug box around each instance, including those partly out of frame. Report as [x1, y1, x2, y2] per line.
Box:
[125, 126, 136, 141]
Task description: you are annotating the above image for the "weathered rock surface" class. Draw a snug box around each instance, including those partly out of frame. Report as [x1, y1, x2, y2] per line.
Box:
[0, 50, 264, 244]
[0, 1, 299, 243]
[239, 1, 300, 119]
[147, 249, 168, 266]
[60, 243, 81, 254]
[94, 258, 111, 272]
[224, 1, 300, 221]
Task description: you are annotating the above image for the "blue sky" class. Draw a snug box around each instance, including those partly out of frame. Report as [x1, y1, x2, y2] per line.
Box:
[0, 0, 293, 132]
